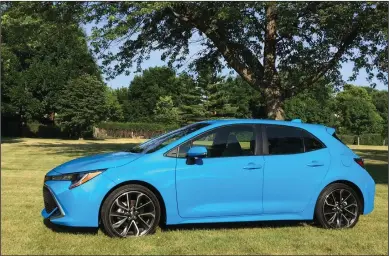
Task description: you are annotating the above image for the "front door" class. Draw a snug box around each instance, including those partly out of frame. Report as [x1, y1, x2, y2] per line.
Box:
[175, 124, 264, 218]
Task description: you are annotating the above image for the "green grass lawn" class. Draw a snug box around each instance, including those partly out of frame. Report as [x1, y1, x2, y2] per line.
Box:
[1, 138, 388, 255]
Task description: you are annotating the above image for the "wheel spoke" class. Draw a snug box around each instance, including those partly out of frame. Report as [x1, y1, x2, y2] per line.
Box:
[344, 203, 357, 209]
[136, 201, 152, 210]
[336, 213, 341, 228]
[331, 192, 337, 204]
[139, 212, 155, 218]
[341, 193, 351, 204]
[344, 208, 357, 216]
[110, 212, 127, 218]
[341, 213, 351, 227]
[120, 223, 130, 237]
[339, 189, 343, 203]
[138, 215, 151, 228]
[115, 198, 128, 211]
[328, 213, 337, 223]
[132, 220, 140, 236]
[113, 217, 127, 228]
[325, 198, 335, 207]
[135, 193, 143, 208]
[324, 211, 337, 215]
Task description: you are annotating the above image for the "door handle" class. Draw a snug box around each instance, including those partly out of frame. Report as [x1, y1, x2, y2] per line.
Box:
[307, 161, 324, 167]
[243, 163, 262, 170]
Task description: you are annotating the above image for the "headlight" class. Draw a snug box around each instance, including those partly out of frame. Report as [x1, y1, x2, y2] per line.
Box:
[44, 169, 106, 189]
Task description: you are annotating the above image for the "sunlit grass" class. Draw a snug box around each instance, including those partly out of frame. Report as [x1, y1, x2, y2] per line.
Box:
[1, 138, 387, 255]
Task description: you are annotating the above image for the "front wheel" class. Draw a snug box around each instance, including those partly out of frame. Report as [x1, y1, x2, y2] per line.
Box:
[101, 184, 161, 237]
[315, 183, 361, 229]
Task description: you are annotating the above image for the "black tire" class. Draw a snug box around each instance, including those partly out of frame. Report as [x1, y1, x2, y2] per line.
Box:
[101, 184, 161, 237]
[315, 183, 362, 229]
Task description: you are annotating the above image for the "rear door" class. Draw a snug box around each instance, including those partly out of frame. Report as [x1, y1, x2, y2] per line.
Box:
[261, 124, 331, 214]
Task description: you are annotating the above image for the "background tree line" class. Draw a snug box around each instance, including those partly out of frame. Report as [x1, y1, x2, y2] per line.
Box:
[1, 2, 387, 143]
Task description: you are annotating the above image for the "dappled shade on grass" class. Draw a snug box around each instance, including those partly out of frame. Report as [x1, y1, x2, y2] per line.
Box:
[1, 139, 388, 255]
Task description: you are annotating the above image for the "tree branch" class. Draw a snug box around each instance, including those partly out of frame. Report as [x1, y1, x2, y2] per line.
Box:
[170, 7, 264, 88]
[306, 25, 359, 86]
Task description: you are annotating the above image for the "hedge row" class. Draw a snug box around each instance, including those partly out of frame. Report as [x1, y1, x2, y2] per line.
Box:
[337, 134, 387, 146]
[94, 122, 179, 139]
[23, 122, 68, 138]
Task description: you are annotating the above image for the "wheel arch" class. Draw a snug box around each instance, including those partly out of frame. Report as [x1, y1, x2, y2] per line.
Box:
[98, 180, 167, 226]
[315, 180, 365, 214]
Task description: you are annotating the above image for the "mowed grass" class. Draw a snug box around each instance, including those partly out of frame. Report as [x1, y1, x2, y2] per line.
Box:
[1, 138, 387, 255]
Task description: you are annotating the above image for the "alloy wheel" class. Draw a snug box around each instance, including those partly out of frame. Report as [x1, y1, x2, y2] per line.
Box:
[322, 188, 359, 228]
[109, 191, 156, 237]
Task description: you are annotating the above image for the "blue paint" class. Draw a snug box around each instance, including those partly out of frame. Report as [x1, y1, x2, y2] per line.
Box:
[42, 119, 375, 228]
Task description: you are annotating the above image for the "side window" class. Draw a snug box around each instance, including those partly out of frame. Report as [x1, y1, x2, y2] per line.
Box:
[178, 125, 256, 158]
[302, 130, 325, 152]
[266, 126, 304, 155]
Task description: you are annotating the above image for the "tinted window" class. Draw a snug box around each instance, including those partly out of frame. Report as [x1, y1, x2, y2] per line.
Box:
[266, 126, 304, 155]
[302, 130, 325, 152]
[178, 125, 256, 158]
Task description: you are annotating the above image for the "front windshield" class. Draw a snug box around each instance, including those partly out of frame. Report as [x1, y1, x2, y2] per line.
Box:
[127, 123, 210, 154]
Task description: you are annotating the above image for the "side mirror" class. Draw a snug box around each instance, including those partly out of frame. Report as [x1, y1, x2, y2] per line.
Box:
[186, 146, 207, 158]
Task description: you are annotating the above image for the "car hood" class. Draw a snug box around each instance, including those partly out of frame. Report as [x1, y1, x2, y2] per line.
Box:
[47, 152, 142, 175]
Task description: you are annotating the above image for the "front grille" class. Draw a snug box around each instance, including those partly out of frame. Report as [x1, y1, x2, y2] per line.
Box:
[43, 186, 57, 213]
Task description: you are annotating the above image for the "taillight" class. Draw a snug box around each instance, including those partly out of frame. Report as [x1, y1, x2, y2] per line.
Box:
[354, 158, 365, 168]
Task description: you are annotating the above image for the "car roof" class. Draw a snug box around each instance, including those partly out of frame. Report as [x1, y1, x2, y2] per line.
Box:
[198, 119, 329, 133]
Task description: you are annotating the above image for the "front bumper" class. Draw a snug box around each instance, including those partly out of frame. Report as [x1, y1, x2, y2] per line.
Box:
[41, 172, 116, 227]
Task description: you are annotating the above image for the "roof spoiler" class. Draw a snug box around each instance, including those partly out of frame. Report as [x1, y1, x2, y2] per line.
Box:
[326, 127, 336, 135]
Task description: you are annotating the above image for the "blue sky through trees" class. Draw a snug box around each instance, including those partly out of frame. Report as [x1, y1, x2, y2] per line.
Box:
[83, 23, 387, 91]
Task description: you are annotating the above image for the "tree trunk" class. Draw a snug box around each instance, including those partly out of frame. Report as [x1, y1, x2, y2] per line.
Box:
[263, 2, 284, 120]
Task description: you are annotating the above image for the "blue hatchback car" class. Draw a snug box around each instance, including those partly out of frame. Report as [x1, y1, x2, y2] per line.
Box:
[42, 119, 375, 237]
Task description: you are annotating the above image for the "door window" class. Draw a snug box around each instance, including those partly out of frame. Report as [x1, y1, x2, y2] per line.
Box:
[302, 131, 325, 152]
[266, 126, 304, 155]
[178, 125, 256, 158]
[265, 125, 325, 155]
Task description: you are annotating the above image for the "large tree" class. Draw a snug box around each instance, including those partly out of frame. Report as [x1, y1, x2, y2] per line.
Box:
[85, 2, 387, 119]
[334, 85, 383, 135]
[1, 2, 101, 129]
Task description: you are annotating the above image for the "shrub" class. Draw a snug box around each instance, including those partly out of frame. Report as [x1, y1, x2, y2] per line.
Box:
[23, 122, 67, 138]
[94, 122, 179, 139]
[338, 134, 387, 145]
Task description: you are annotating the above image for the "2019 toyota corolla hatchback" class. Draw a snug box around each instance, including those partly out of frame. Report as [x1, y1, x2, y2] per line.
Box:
[42, 119, 375, 237]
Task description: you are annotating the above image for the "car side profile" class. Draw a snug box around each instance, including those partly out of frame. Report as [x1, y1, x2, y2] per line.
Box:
[42, 119, 375, 237]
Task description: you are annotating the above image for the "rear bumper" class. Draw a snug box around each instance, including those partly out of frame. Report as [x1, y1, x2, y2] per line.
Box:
[41, 173, 116, 227]
[362, 176, 375, 215]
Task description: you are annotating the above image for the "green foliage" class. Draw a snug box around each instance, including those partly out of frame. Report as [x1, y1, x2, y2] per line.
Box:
[85, 2, 388, 118]
[285, 84, 336, 126]
[57, 74, 108, 138]
[124, 67, 183, 121]
[335, 85, 383, 135]
[370, 90, 388, 137]
[105, 88, 124, 122]
[95, 122, 179, 139]
[153, 96, 180, 124]
[338, 134, 388, 146]
[178, 73, 207, 123]
[23, 122, 67, 138]
[1, 2, 102, 136]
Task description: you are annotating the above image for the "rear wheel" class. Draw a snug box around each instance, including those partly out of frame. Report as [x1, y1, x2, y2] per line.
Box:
[315, 183, 361, 229]
[101, 184, 161, 237]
